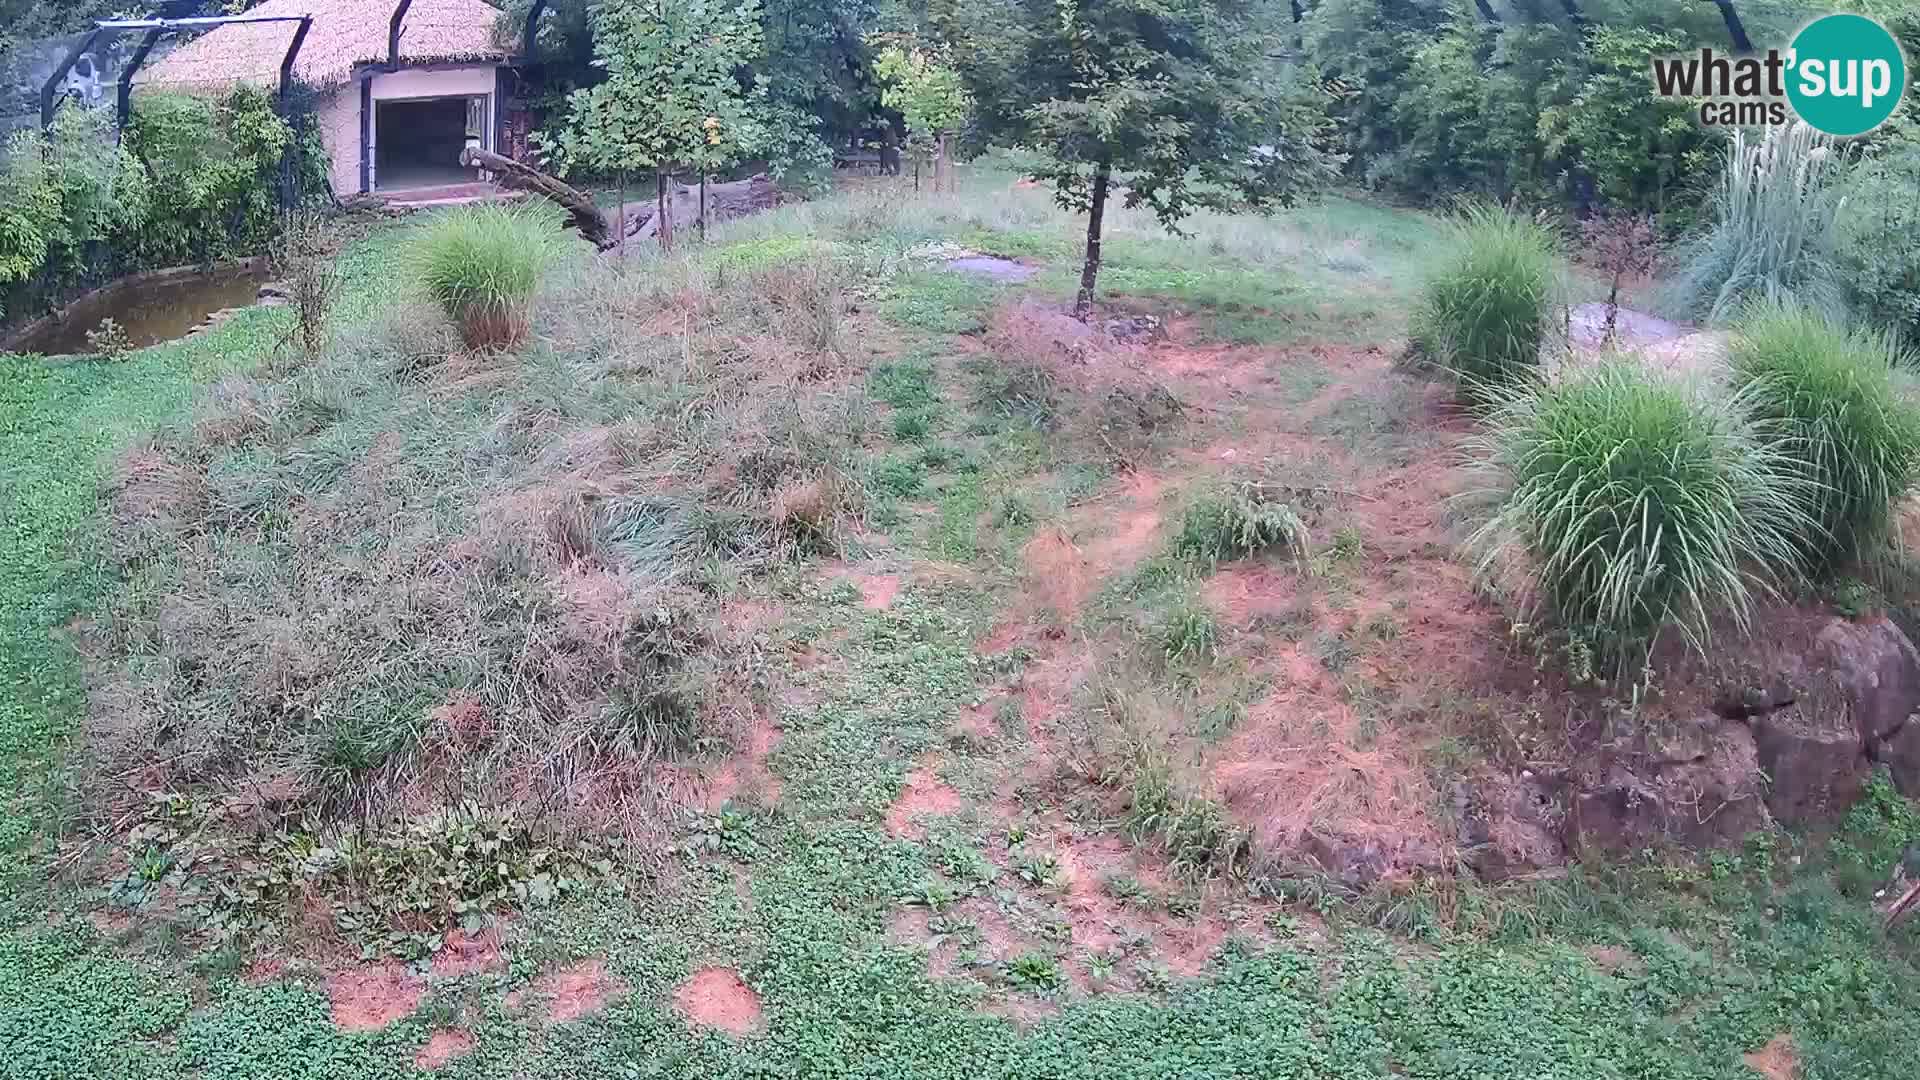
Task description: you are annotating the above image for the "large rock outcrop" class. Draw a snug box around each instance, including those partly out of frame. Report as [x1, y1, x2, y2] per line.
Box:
[1566, 614, 1920, 854]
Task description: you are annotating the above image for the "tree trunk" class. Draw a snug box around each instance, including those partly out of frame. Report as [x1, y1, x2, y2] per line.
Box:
[699, 174, 708, 242]
[1558, 0, 1587, 30]
[458, 145, 614, 250]
[914, 154, 921, 192]
[1288, 0, 1303, 21]
[1074, 160, 1111, 321]
[656, 168, 673, 252]
[1713, 0, 1754, 52]
[1472, 0, 1502, 23]
[617, 171, 626, 257]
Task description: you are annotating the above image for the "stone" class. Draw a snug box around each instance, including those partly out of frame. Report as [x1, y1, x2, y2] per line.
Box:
[1456, 774, 1565, 882]
[257, 282, 293, 301]
[1751, 681, 1867, 825]
[1303, 831, 1389, 889]
[1809, 616, 1920, 744]
[1567, 722, 1772, 856]
[1884, 720, 1920, 798]
[1101, 314, 1165, 343]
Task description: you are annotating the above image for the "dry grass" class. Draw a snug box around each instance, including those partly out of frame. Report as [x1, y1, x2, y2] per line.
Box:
[79, 253, 872, 850]
[979, 299, 1185, 466]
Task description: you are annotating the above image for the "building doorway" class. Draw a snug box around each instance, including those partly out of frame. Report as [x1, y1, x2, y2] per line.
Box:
[374, 96, 484, 191]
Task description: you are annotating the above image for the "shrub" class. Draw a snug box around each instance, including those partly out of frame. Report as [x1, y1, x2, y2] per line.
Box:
[410, 204, 552, 350]
[1666, 123, 1848, 326]
[1410, 204, 1559, 401]
[270, 210, 345, 366]
[1837, 146, 1920, 347]
[1727, 300, 1920, 573]
[1172, 482, 1311, 565]
[1470, 359, 1815, 670]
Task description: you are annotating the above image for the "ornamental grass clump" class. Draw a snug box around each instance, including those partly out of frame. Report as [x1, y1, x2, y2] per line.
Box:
[1727, 299, 1920, 573]
[1470, 359, 1817, 671]
[410, 203, 552, 350]
[1411, 204, 1560, 402]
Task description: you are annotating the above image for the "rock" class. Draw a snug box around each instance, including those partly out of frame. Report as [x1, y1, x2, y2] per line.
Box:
[1883, 721, 1920, 797]
[1567, 722, 1772, 856]
[1102, 314, 1165, 343]
[1302, 831, 1446, 890]
[257, 282, 293, 301]
[1809, 616, 1920, 744]
[1752, 680, 1867, 825]
[1303, 831, 1389, 889]
[1456, 774, 1565, 882]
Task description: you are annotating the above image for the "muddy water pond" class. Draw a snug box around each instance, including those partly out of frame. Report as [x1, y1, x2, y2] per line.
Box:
[3, 262, 274, 357]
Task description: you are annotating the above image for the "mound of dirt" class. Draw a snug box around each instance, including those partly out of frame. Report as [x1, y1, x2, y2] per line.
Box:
[415, 1028, 475, 1070]
[886, 764, 964, 839]
[675, 967, 763, 1035]
[535, 958, 626, 1024]
[326, 963, 424, 1032]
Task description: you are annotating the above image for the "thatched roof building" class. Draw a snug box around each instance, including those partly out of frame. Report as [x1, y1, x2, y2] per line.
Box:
[139, 0, 515, 91]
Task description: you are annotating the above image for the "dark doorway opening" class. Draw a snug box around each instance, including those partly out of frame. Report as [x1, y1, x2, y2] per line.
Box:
[375, 97, 476, 191]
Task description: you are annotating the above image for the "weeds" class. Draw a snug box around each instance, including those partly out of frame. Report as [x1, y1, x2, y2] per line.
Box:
[1468, 359, 1818, 671]
[1727, 299, 1920, 574]
[1172, 483, 1311, 566]
[410, 204, 553, 350]
[270, 211, 344, 366]
[1410, 204, 1560, 401]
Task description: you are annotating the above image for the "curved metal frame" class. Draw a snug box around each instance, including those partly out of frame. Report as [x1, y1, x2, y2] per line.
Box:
[43, 13, 317, 132]
[524, 0, 552, 62]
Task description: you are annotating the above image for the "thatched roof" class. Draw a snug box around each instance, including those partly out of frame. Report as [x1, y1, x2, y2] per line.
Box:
[138, 0, 513, 92]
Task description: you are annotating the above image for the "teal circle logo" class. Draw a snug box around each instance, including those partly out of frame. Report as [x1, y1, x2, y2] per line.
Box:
[1787, 14, 1908, 136]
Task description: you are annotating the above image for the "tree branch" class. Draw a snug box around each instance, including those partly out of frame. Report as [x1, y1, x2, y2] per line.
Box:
[460, 145, 615, 250]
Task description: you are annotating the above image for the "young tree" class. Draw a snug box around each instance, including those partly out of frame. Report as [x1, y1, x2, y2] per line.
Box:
[537, 0, 768, 251]
[941, 0, 1339, 317]
[870, 37, 971, 192]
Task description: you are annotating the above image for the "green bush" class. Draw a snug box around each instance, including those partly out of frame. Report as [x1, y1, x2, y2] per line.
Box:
[1728, 300, 1920, 573]
[1410, 204, 1559, 400]
[1470, 359, 1815, 669]
[1667, 124, 1848, 326]
[1837, 146, 1920, 346]
[409, 204, 553, 350]
[1172, 482, 1310, 565]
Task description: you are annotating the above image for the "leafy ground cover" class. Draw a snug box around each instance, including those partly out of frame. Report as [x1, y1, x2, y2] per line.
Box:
[1, 170, 1917, 1078]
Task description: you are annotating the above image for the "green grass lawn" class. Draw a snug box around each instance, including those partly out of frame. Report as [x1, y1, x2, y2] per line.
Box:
[0, 168, 1916, 1078]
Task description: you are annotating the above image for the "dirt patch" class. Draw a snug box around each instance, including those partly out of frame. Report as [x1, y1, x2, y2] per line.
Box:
[535, 958, 626, 1024]
[431, 926, 503, 978]
[675, 967, 764, 1035]
[1079, 471, 1165, 577]
[1743, 1034, 1799, 1080]
[242, 955, 287, 985]
[1021, 527, 1091, 628]
[1584, 945, 1643, 975]
[887, 763, 965, 838]
[326, 962, 425, 1031]
[854, 572, 904, 611]
[415, 1028, 476, 1070]
[704, 704, 784, 811]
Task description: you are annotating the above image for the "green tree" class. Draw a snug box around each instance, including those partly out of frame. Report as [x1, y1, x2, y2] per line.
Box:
[539, 0, 770, 250]
[943, 0, 1338, 317]
[870, 37, 971, 191]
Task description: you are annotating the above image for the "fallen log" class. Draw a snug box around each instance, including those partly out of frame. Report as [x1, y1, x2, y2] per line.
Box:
[459, 146, 616, 250]
[610, 175, 781, 243]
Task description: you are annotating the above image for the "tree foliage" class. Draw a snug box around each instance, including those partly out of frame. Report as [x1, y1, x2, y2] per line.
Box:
[939, 0, 1338, 313]
[870, 37, 970, 187]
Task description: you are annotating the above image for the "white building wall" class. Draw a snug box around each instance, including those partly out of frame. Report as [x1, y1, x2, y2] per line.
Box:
[318, 64, 502, 196]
